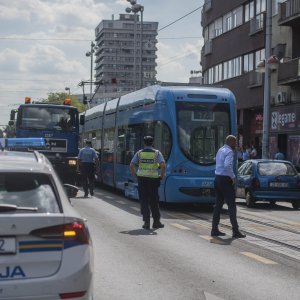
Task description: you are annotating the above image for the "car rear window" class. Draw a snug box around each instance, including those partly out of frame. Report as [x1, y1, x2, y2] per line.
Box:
[258, 162, 297, 176]
[0, 173, 60, 213]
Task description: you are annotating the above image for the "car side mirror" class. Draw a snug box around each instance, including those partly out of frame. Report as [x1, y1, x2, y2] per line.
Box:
[63, 184, 79, 198]
[80, 115, 85, 125]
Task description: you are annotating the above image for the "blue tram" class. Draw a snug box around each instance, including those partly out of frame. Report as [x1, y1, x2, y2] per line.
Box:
[80, 84, 237, 203]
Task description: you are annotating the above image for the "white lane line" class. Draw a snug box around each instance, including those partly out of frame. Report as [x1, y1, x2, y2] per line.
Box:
[131, 206, 140, 212]
[104, 195, 114, 199]
[171, 223, 191, 230]
[240, 252, 278, 265]
[204, 291, 225, 300]
[116, 200, 126, 205]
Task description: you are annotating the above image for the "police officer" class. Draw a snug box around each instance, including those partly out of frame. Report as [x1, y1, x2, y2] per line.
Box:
[211, 135, 246, 239]
[130, 136, 166, 230]
[78, 140, 98, 197]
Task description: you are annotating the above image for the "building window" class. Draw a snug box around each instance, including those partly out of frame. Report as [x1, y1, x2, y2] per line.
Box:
[244, 1, 255, 22]
[243, 53, 254, 73]
[255, 49, 265, 69]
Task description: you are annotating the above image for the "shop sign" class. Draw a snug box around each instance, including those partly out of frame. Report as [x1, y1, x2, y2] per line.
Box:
[271, 107, 299, 131]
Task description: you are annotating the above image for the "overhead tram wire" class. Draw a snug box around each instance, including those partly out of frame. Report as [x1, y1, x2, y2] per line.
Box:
[158, 5, 203, 32]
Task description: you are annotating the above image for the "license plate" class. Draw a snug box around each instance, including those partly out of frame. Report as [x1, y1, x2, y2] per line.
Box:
[270, 182, 288, 188]
[0, 237, 16, 254]
[201, 188, 211, 196]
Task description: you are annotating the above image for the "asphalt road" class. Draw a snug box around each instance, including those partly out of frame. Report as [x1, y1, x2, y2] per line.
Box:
[72, 189, 300, 300]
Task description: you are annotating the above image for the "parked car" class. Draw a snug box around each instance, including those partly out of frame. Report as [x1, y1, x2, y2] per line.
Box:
[236, 159, 300, 209]
[0, 150, 93, 299]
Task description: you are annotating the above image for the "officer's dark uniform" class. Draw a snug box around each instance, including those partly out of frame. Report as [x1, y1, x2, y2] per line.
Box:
[78, 140, 98, 197]
[130, 136, 166, 230]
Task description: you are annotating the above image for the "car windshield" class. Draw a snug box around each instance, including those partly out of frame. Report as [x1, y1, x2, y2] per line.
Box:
[0, 173, 60, 213]
[18, 106, 77, 132]
[258, 162, 297, 176]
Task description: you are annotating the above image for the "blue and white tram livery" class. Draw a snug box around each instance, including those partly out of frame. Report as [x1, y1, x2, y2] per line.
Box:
[80, 84, 237, 204]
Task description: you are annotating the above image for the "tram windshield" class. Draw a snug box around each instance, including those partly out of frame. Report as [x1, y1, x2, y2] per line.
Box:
[17, 107, 78, 132]
[176, 102, 230, 165]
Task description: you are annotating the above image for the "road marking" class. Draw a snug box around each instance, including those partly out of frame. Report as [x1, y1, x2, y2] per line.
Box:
[204, 291, 225, 300]
[171, 223, 191, 230]
[130, 206, 140, 212]
[166, 213, 190, 220]
[199, 235, 227, 245]
[104, 195, 114, 199]
[116, 200, 126, 205]
[240, 252, 278, 265]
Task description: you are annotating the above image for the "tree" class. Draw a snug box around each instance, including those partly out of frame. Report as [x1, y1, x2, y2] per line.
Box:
[39, 92, 86, 112]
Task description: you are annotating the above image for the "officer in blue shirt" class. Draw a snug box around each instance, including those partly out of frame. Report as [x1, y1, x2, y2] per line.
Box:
[78, 140, 98, 197]
[211, 135, 246, 239]
[130, 136, 166, 230]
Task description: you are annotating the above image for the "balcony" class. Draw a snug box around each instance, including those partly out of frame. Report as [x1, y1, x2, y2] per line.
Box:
[278, 57, 300, 85]
[248, 70, 263, 88]
[203, 40, 212, 56]
[203, 0, 212, 12]
[249, 13, 264, 36]
[278, 0, 300, 27]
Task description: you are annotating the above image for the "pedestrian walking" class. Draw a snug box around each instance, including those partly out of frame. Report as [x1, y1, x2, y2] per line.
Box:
[130, 136, 166, 230]
[211, 135, 246, 238]
[275, 148, 285, 160]
[77, 140, 98, 197]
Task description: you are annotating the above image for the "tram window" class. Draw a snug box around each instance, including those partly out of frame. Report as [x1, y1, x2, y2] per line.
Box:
[177, 102, 230, 165]
[117, 127, 126, 164]
[103, 128, 114, 163]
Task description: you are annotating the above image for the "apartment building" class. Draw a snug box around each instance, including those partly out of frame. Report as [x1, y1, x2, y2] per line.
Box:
[93, 14, 158, 104]
[201, 0, 300, 168]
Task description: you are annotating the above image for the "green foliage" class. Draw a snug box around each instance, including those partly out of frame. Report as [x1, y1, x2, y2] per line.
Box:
[39, 92, 85, 112]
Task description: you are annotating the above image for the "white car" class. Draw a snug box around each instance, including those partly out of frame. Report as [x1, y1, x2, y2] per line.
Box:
[0, 149, 93, 299]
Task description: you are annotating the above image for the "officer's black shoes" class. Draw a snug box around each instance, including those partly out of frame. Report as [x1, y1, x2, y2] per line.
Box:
[232, 231, 246, 239]
[142, 222, 150, 230]
[152, 221, 164, 229]
[211, 230, 226, 237]
[84, 193, 88, 198]
[90, 190, 94, 196]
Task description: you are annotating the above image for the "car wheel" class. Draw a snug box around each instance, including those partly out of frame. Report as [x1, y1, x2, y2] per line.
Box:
[292, 200, 300, 210]
[246, 191, 255, 208]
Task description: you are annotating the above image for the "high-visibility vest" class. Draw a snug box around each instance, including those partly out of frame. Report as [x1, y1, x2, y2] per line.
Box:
[137, 150, 160, 178]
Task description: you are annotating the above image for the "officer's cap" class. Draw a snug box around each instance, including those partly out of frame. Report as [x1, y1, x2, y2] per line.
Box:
[143, 136, 153, 144]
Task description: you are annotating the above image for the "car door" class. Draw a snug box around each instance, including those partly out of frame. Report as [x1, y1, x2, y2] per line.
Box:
[237, 162, 252, 198]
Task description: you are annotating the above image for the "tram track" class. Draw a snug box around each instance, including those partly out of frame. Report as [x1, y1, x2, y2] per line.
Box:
[181, 211, 300, 253]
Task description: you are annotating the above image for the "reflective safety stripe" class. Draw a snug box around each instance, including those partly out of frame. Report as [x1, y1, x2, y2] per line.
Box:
[137, 150, 160, 178]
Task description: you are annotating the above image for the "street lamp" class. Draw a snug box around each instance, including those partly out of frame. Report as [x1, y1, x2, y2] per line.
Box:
[86, 41, 98, 102]
[126, 0, 144, 90]
[65, 87, 70, 95]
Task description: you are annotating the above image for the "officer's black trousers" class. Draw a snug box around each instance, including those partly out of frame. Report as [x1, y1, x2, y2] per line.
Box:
[81, 162, 95, 195]
[212, 175, 239, 232]
[137, 177, 161, 222]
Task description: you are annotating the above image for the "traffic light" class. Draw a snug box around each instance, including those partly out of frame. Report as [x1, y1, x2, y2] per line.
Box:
[83, 95, 88, 105]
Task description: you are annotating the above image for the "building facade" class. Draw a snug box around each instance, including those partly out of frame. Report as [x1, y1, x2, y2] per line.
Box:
[93, 14, 158, 104]
[201, 0, 300, 168]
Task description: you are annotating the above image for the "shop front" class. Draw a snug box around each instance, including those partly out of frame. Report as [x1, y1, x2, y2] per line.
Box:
[270, 104, 300, 169]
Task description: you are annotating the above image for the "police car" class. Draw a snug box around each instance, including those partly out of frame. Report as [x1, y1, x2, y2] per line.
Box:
[0, 138, 93, 299]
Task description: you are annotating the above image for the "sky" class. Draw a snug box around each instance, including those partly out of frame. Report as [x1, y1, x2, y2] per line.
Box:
[0, 0, 204, 126]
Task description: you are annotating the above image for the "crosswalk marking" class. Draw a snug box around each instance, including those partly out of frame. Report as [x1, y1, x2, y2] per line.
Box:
[240, 252, 278, 265]
[171, 223, 191, 230]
